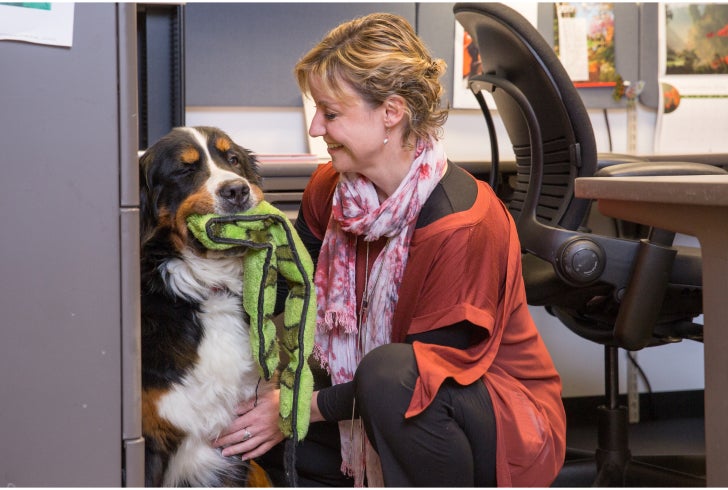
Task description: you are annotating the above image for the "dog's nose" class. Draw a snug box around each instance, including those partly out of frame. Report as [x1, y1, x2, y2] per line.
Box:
[219, 180, 250, 207]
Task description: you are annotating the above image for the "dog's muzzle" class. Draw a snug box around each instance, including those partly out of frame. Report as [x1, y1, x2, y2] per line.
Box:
[218, 179, 252, 213]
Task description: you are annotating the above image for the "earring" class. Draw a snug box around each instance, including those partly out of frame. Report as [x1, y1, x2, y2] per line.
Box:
[383, 127, 390, 145]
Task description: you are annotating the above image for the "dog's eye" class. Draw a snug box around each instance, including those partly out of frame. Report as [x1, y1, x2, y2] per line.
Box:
[173, 164, 197, 178]
[227, 154, 240, 167]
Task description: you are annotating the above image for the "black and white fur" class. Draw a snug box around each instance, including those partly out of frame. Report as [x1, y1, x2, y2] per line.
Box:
[139, 126, 265, 486]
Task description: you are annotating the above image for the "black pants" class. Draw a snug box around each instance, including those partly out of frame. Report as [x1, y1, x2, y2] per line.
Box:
[261, 343, 497, 487]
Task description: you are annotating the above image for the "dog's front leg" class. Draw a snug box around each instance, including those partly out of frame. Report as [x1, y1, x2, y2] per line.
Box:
[144, 443, 169, 487]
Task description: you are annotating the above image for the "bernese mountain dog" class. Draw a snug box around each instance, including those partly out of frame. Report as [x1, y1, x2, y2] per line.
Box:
[139, 126, 271, 486]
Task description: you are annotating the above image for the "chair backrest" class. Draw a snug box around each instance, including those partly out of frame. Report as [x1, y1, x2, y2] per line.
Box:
[455, 2, 640, 294]
[454, 3, 597, 232]
[454, 3, 709, 351]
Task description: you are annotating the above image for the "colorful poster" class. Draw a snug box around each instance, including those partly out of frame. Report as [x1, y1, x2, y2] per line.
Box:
[554, 2, 618, 87]
[655, 3, 728, 154]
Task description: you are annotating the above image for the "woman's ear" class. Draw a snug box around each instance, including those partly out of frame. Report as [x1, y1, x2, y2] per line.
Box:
[383, 94, 407, 126]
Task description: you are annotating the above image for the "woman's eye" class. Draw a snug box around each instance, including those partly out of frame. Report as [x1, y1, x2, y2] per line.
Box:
[314, 104, 337, 121]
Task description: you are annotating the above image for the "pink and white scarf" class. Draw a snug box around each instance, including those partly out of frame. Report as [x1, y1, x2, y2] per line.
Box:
[313, 138, 447, 486]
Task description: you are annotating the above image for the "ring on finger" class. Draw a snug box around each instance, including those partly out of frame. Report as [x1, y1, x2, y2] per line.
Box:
[243, 428, 253, 441]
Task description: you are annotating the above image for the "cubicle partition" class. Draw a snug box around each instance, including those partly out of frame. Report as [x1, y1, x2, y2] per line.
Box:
[0, 4, 142, 486]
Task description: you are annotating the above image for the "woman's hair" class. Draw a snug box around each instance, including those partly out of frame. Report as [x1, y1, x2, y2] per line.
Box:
[294, 12, 449, 146]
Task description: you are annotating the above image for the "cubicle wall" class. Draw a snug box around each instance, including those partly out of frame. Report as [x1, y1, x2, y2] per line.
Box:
[0, 4, 143, 486]
[185, 2, 648, 110]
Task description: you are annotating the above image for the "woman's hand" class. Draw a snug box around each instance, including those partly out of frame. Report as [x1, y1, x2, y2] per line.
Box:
[212, 389, 285, 460]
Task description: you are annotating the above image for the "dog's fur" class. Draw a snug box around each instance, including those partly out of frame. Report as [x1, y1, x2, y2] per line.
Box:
[139, 126, 266, 486]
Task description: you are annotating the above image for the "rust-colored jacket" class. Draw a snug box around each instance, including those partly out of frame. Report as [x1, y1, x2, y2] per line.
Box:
[302, 163, 566, 486]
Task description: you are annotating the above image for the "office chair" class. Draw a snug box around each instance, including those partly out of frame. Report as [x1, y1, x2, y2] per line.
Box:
[453, 3, 727, 486]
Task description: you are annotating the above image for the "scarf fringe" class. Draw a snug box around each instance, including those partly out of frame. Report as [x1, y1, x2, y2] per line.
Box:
[312, 343, 329, 372]
[319, 309, 358, 335]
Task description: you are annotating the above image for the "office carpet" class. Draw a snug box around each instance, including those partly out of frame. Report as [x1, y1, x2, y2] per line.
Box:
[553, 390, 705, 486]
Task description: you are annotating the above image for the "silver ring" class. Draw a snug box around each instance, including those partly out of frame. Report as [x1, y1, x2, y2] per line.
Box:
[243, 428, 253, 441]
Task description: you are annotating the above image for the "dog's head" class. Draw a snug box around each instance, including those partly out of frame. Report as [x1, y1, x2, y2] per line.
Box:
[139, 126, 263, 252]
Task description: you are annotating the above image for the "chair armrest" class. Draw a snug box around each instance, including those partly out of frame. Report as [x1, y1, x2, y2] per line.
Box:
[597, 153, 645, 170]
[644, 153, 728, 170]
[596, 161, 727, 177]
[614, 237, 677, 350]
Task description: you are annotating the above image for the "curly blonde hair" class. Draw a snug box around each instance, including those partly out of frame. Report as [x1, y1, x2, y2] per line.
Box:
[294, 12, 448, 146]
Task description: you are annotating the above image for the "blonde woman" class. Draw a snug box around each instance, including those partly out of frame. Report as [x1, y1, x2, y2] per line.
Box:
[214, 13, 566, 487]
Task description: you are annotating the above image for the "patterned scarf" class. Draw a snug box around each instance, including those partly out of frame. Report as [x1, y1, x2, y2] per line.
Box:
[313, 138, 447, 486]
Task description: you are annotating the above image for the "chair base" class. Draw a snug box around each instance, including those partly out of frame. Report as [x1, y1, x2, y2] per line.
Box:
[554, 404, 705, 487]
[555, 454, 705, 487]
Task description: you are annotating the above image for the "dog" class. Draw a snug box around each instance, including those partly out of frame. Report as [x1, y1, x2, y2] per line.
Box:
[139, 126, 269, 486]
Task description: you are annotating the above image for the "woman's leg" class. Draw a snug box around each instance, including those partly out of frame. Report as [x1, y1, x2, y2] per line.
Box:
[354, 343, 497, 487]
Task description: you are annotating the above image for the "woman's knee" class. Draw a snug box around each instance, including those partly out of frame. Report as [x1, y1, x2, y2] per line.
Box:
[353, 344, 417, 448]
[354, 343, 419, 424]
[354, 343, 417, 397]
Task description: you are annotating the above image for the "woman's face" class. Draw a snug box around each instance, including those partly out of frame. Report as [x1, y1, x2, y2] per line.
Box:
[307, 76, 387, 176]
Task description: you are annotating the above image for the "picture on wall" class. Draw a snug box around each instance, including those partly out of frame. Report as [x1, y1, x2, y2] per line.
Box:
[655, 3, 728, 153]
[553, 2, 618, 87]
[665, 3, 728, 75]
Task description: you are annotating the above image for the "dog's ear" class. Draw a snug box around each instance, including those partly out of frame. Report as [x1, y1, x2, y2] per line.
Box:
[247, 151, 263, 186]
[139, 150, 160, 243]
[238, 144, 263, 186]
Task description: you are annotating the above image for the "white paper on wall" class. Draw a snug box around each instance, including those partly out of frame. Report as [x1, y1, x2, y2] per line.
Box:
[0, 3, 75, 48]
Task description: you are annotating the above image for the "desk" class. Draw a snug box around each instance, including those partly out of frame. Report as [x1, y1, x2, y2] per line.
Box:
[575, 174, 728, 486]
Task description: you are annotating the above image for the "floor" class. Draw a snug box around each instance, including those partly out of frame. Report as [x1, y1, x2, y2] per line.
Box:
[553, 391, 706, 486]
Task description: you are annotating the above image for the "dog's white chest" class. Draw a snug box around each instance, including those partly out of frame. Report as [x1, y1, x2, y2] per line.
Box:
[157, 255, 259, 438]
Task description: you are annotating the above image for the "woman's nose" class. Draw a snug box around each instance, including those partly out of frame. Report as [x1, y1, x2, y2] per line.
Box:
[309, 111, 325, 138]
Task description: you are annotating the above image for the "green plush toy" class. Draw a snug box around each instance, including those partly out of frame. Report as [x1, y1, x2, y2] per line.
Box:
[187, 201, 315, 449]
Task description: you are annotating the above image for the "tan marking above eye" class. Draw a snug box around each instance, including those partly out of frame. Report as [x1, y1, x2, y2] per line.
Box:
[215, 137, 231, 153]
[180, 147, 200, 164]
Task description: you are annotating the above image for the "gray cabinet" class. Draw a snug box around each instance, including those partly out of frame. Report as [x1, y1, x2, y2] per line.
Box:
[0, 4, 142, 486]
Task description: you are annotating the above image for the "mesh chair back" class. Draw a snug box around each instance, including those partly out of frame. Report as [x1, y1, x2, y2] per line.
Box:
[455, 3, 597, 231]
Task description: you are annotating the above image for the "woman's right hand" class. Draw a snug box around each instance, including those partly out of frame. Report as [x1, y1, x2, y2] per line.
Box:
[212, 389, 285, 461]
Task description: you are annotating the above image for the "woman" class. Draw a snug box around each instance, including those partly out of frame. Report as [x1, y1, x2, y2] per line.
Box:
[213, 12, 566, 487]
